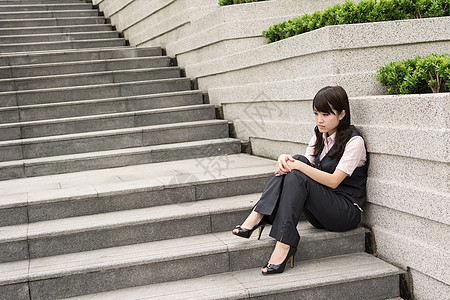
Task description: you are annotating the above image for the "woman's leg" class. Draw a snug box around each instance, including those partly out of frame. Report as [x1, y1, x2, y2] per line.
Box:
[258, 169, 309, 273]
[291, 155, 361, 232]
[255, 155, 361, 273]
[302, 180, 361, 232]
[233, 174, 287, 233]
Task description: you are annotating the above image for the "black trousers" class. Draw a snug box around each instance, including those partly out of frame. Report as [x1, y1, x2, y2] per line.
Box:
[253, 155, 361, 248]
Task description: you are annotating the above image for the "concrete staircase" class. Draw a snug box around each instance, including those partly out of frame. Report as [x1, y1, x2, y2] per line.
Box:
[0, 1, 402, 299]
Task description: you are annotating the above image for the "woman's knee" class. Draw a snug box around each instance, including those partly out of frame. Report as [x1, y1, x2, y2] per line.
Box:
[284, 168, 308, 184]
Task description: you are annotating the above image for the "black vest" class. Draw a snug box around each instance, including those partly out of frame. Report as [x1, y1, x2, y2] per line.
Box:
[314, 129, 368, 207]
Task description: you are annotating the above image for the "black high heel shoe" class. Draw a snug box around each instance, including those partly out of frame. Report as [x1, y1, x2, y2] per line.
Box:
[232, 219, 266, 240]
[262, 246, 297, 275]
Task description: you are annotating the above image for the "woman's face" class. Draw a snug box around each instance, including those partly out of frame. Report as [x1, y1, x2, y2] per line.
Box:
[314, 106, 345, 135]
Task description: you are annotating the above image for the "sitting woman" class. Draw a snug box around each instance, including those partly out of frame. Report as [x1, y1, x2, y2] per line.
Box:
[232, 85, 368, 275]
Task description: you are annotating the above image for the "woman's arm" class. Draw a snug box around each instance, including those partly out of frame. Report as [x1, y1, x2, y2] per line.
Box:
[285, 160, 347, 189]
[275, 154, 346, 189]
[277, 136, 366, 189]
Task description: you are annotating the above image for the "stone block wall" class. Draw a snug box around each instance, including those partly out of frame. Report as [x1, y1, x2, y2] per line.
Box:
[93, 0, 450, 298]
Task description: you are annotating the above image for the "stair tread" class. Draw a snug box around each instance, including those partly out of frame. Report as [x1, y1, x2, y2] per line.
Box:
[0, 223, 367, 283]
[0, 153, 274, 207]
[65, 253, 402, 300]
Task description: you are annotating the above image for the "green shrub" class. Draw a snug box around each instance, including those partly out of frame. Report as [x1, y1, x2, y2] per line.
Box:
[263, 0, 450, 42]
[219, 0, 267, 6]
[376, 54, 450, 94]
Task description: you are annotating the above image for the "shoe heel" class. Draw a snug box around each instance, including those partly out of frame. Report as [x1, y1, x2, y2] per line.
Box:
[257, 225, 265, 240]
[290, 255, 295, 268]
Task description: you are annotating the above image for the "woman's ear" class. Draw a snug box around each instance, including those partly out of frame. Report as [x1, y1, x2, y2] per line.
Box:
[339, 110, 346, 121]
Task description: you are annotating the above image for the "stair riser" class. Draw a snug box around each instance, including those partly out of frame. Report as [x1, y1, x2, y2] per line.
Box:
[0, 48, 162, 67]
[0, 283, 29, 300]
[0, 141, 241, 181]
[0, 78, 192, 107]
[4, 92, 202, 123]
[0, 57, 170, 79]
[2, 106, 214, 140]
[229, 233, 365, 272]
[28, 216, 212, 259]
[0, 68, 180, 91]
[0, 4, 92, 12]
[0, 107, 17, 123]
[0, 38, 126, 53]
[0, 205, 27, 226]
[0, 122, 229, 161]
[0, 32, 119, 44]
[0, 10, 99, 19]
[252, 275, 399, 300]
[0, 17, 106, 28]
[0, 24, 112, 36]
[29, 253, 230, 300]
[0, 240, 28, 263]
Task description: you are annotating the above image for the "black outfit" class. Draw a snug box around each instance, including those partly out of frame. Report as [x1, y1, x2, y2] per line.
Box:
[253, 130, 368, 248]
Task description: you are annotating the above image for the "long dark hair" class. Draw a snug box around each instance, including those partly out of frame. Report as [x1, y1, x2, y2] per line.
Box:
[313, 86, 354, 158]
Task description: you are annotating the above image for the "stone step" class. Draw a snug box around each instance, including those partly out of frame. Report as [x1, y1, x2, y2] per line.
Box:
[0, 66, 180, 91]
[0, 3, 92, 12]
[0, 228, 377, 299]
[0, 153, 273, 224]
[0, 77, 192, 107]
[1, 193, 275, 261]
[0, 90, 202, 123]
[0, 24, 112, 37]
[0, 23, 112, 36]
[0, 246, 402, 299]
[0, 46, 162, 66]
[0, 16, 107, 28]
[0, 37, 126, 53]
[0, 31, 119, 45]
[0, 56, 170, 79]
[0, 196, 364, 263]
[65, 253, 401, 300]
[0, 137, 242, 181]
[0, 104, 216, 140]
[0, 119, 230, 161]
[0, 9, 98, 20]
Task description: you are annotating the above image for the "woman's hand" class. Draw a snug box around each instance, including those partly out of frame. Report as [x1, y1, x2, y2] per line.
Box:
[275, 154, 295, 176]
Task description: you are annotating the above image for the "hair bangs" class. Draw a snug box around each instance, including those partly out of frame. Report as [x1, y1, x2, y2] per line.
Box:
[313, 92, 335, 115]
